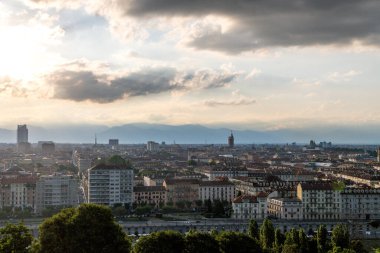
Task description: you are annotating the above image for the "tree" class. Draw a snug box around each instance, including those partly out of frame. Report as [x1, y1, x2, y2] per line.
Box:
[133, 230, 185, 253]
[281, 244, 298, 253]
[213, 200, 225, 217]
[328, 247, 355, 253]
[349, 240, 367, 253]
[112, 205, 128, 217]
[308, 238, 319, 253]
[184, 231, 220, 253]
[0, 222, 33, 253]
[205, 199, 212, 213]
[332, 181, 345, 191]
[260, 218, 275, 250]
[298, 229, 309, 253]
[135, 205, 152, 216]
[284, 228, 299, 247]
[248, 219, 259, 240]
[317, 225, 328, 253]
[37, 204, 131, 253]
[188, 160, 197, 166]
[331, 224, 350, 250]
[217, 231, 262, 253]
[273, 228, 285, 253]
[195, 200, 203, 208]
[176, 201, 186, 209]
[106, 155, 127, 166]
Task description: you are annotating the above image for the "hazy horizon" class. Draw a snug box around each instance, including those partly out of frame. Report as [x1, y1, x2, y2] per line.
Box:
[1, 122, 380, 145]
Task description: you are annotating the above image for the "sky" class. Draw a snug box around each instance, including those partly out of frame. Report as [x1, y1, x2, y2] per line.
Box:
[0, 0, 380, 131]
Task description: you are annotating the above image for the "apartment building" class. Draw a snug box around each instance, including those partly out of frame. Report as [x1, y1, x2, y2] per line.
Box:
[232, 193, 267, 219]
[267, 197, 303, 220]
[341, 188, 380, 220]
[163, 179, 199, 204]
[199, 180, 236, 203]
[87, 164, 133, 206]
[0, 176, 37, 211]
[35, 173, 79, 213]
[133, 186, 166, 207]
[297, 182, 341, 220]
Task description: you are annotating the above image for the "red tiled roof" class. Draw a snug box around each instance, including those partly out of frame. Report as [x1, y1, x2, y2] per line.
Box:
[199, 181, 234, 187]
[233, 195, 257, 203]
[164, 178, 199, 185]
[299, 182, 333, 190]
[257, 191, 269, 198]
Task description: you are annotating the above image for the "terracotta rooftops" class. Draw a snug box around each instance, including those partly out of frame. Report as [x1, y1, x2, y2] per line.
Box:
[199, 181, 234, 187]
[299, 182, 334, 190]
[133, 186, 166, 192]
[233, 195, 257, 203]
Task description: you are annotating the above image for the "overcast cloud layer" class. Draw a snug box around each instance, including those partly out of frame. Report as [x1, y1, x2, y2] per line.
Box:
[0, 0, 379, 133]
[49, 66, 238, 103]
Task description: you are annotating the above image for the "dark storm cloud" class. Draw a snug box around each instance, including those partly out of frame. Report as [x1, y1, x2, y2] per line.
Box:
[49, 68, 237, 103]
[118, 0, 380, 53]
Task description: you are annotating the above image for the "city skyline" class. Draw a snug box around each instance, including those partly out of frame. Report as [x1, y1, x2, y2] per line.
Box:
[1, 1, 380, 132]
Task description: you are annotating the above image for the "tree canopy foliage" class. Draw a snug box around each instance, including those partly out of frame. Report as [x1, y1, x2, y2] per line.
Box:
[132, 230, 185, 253]
[36, 204, 131, 253]
[0, 222, 33, 253]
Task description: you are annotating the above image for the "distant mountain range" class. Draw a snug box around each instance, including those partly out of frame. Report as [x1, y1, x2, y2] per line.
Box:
[0, 123, 379, 144]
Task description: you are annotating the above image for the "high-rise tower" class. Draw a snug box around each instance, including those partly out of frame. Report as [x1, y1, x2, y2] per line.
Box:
[17, 125, 28, 144]
[377, 147, 380, 162]
[228, 131, 234, 148]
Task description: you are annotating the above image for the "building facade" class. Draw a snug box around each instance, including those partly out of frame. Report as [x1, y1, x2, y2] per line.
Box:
[133, 186, 166, 207]
[267, 197, 303, 220]
[17, 124, 28, 144]
[0, 176, 37, 211]
[87, 164, 134, 206]
[297, 183, 341, 220]
[199, 180, 236, 203]
[341, 188, 380, 220]
[228, 131, 234, 148]
[147, 141, 159, 152]
[232, 194, 267, 219]
[163, 179, 199, 204]
[35, 173, 79, 213]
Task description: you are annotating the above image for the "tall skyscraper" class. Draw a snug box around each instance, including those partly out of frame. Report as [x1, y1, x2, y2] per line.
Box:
[377, 147, 380, 162]
[17, 124, 28, 144]
[228, 131, 234, 148]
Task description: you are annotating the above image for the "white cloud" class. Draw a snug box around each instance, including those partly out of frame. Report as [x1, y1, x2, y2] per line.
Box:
[327, 70, 362, 82]
[245, 68, 262, 79]
[292, 78, 321, 88]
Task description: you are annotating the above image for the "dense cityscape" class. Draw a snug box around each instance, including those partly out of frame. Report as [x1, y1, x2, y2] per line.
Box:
[2, 0, 380, 252]
[0, 124, 379, 252]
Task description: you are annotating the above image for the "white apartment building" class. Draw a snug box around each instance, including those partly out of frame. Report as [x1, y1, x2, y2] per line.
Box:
[341, 188, 380, 220]
[297, 183, 341, 220]
[88, 164, 133, 206]
[147, 141, 159, 152]
[199, 181, 236, 203]
[232, 193, 267, 219]
[267, 197, 303, 220]
[35, 173, 79, 213]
